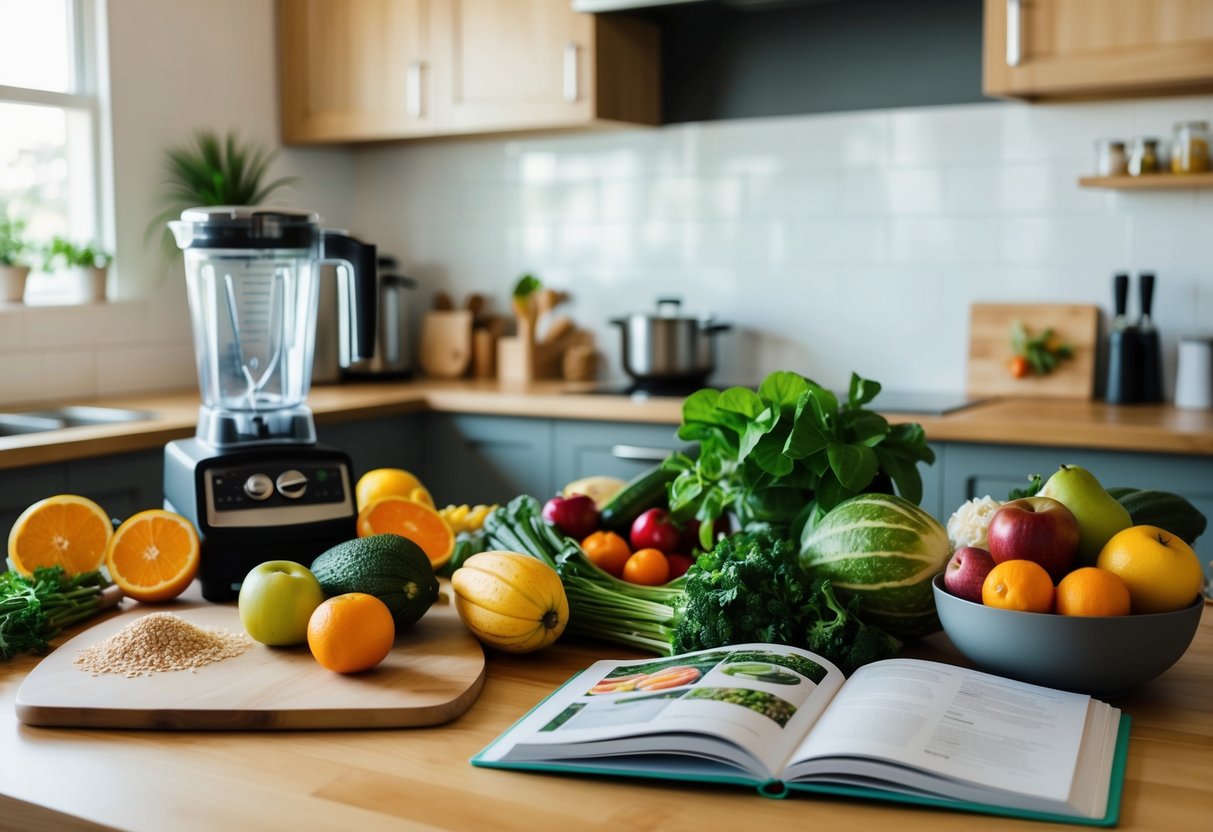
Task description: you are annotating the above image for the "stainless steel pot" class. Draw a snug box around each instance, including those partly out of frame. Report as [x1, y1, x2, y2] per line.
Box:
[611, 298, 730, 384]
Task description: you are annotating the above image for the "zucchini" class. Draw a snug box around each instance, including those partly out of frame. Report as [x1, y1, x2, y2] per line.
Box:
[1109, 487, 1207, 545]
[598, 464, 677, 531]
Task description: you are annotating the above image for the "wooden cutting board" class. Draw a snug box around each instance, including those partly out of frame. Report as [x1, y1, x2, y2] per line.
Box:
[14, 588, 485, 730]
[966, 303, 1100, 399]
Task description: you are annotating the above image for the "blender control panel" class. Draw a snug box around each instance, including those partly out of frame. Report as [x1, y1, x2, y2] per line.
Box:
[203, 460, 354, 528]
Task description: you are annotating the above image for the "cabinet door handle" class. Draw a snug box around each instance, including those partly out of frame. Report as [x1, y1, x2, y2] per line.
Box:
[407, 61, 424, 117]
[1006, 0, 1022, 67]
[563, 42, 579, 103]
[610, 444, 670, 462]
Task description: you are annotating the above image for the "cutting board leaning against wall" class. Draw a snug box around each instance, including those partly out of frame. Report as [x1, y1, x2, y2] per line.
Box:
[967, 304, 1100, 399]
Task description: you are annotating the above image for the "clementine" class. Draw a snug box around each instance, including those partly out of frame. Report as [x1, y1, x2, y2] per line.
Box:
[982, 559, 1054, 613]
[1054, 567, 1131, 617]
[307, 593, 395, 673]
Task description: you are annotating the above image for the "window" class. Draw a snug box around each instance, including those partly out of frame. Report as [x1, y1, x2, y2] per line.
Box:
[0, 0, 107, 303]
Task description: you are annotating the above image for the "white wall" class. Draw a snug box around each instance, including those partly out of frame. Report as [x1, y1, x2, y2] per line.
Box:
[1, 2, 1210, 407]
[352, 95, 1213, 396]
[0, 0, 355, 408]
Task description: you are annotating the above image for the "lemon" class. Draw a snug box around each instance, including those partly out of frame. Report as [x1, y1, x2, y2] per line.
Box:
[355, 468, 425, 513]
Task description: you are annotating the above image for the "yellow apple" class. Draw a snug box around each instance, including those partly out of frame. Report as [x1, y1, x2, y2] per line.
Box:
[1096, 525, 1205, 614]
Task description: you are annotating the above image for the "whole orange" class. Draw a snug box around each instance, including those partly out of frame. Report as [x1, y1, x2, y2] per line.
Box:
[307, 593, 396, 674]
[982, 559, 1054, 613]
[622, 548, 670, 586]
[1096, 525, 1205, 614]
[581, 530, 632, 577]
[1054, 567, 1131, 617]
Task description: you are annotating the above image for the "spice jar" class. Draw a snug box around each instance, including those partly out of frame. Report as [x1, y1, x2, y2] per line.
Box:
[1171, 120, 1210, 173]
[1095, 139, 1128, 176]
[1128, 137, 1161, 175]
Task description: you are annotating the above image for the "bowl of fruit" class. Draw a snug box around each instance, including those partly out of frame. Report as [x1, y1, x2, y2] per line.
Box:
[935, 467, 1207, 697]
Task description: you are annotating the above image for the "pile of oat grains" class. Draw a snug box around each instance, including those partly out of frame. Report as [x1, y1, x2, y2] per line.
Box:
[74, 611, 252, 678]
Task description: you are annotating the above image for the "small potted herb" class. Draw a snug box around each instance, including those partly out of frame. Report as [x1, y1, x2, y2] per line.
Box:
[43, 236, 113, 302]
[0, 215, 32, 303]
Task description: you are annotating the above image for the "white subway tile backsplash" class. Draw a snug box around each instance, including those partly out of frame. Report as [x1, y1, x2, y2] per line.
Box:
[7, 97, 1211, 406]
[891, 105, 1003, 165]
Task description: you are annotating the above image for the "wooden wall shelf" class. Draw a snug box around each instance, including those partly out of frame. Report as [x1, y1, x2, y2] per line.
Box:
[1078, 174, 1213, 190]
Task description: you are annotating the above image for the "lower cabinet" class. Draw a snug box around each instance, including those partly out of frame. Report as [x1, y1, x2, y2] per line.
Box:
[317, 414, 425, 484]
[552, 420, 686, 487]
[420, 413, 554, 506]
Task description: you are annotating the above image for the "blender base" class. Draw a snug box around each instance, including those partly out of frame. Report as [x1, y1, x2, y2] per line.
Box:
[165, 438, 357, 602]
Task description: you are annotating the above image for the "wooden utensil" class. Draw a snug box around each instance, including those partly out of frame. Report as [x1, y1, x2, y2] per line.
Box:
[15, 589, 485, 730]
[419, 309, 474, 378]
[967, 303, 1099, 399]
[432, 290, 454, 311]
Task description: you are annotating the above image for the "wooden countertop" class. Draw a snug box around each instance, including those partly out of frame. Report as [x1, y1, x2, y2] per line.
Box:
[1, 602, 1210, 831]
[2, 379, 1212, 471]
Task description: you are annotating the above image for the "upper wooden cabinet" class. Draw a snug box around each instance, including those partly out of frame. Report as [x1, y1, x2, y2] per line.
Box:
[277, 0, 660, 144]
[984, 0, 1213, 100]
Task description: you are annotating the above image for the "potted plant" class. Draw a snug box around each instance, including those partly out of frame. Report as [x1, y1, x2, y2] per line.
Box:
[43, 236, 113, 302]
[146, 130, 297, 258]
[0, 216, 32, 303]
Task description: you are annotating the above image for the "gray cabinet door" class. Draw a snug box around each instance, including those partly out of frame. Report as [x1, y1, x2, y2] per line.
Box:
[552, 421, 686, 488]
[422, 414, 554, 506]
[941, 442, 1213, 580]
[67, 450, 163, 522]
[317, 414, 425, 484]
[0, 465, 66, 556]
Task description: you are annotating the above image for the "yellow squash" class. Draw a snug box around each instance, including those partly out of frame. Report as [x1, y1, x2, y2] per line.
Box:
[451, 551, 569, 653]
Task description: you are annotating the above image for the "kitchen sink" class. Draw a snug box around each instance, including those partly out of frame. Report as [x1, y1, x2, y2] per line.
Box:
[0, 406, 155, 436]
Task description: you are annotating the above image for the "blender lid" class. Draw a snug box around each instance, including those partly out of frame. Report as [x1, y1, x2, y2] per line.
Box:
[170, 206, 320, 250]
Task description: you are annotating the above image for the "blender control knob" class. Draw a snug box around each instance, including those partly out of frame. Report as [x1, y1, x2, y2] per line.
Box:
[276, 470, 308, 499]
[243, 474, 274, 501]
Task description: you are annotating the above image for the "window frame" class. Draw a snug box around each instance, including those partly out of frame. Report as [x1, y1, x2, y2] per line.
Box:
[0, 0, 110, 303]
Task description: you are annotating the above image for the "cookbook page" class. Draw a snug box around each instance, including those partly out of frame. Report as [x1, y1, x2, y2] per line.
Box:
[477, 644, 845, 779]
[784, 659, 1091, 804]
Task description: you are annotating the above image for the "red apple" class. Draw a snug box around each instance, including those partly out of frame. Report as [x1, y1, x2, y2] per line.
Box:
[985, 496, 1080, 580]
[944, 546, 996, 603]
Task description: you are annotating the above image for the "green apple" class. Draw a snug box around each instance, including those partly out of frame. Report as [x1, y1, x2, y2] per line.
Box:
[238, 561, 326, 646]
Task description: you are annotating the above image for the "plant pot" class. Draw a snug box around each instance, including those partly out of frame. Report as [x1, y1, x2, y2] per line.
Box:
[73, 266, 108, 302]
[0, 264, 31, 303]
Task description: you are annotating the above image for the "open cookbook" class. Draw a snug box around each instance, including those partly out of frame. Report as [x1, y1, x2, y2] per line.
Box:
[473, 644, 1128, 825]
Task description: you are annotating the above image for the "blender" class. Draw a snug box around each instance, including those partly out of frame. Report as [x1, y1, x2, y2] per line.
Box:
[164, 207, 376, 601]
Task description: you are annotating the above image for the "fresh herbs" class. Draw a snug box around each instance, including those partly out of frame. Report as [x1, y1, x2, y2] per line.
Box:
[664, 371, 935, 547]
[1010, 320, 1073, 378]
[672, 532, 900, 674]
[0, 567, 121, 660]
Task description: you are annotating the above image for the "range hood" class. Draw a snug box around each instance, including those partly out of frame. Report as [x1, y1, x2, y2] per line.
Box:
[573, 0, 819, 11]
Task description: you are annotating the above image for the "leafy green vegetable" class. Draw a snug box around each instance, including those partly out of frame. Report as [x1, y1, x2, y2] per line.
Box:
[664, 371, 935, 546]
[804, 579, 903, 675]
[1007, 473, 1044, 501]
[672, 531, 900, 674]
[1011, 321, 1073, 376]
[0, 567, 120, 660]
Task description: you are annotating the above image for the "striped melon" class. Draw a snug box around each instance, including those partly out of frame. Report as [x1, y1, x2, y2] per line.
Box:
[799, 493, 949, 639]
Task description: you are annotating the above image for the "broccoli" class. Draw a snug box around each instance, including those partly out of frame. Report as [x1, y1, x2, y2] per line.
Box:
[670, 531, 901, 675]
[804, 578, 902, 675]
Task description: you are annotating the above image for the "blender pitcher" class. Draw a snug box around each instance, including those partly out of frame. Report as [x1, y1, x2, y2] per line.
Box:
[170, 207, 376, 446]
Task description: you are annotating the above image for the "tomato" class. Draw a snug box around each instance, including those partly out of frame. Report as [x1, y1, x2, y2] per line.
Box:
[581, 530, 632, 578]
[629, 508, 681, 554]
[622, 548, 670, 586]
[666, 553, 693, 580]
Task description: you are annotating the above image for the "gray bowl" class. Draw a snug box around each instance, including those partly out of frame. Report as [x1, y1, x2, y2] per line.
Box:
[931, 574, 1204, 696]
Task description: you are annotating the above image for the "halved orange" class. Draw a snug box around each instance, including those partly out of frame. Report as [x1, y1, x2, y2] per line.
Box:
[105, 509, 201, 603]
[7, 494, 113, 576]
[357, 497, 455, 571]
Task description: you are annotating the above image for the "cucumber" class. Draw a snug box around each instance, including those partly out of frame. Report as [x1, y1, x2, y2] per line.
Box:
[1109, 487, 1207, 545]
[310, 534, 439, 629]
[598, 464, 677, 531]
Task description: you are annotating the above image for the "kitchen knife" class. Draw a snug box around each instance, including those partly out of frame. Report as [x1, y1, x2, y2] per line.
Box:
[1105, 272, 1141, 404]
[1138, 272, 1163, 403]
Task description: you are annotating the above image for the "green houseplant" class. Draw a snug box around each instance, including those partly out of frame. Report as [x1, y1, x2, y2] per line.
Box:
[0, 215, 32, 303]
[43, 236, 114, 302]
[146, 130, 297, 256]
